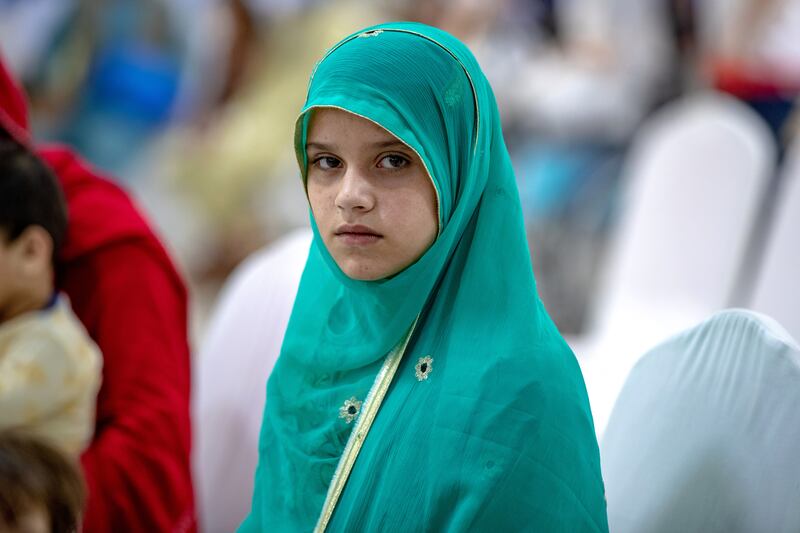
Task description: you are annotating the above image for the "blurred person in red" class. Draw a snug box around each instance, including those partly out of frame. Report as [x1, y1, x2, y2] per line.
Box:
[0, 54, 196, 532]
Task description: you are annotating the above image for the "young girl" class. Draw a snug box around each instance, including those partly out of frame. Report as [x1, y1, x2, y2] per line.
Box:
[241, 22, 608, 532]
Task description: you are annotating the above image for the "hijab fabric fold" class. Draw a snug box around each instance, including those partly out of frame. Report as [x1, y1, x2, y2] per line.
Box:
[241, 22, 608, 532]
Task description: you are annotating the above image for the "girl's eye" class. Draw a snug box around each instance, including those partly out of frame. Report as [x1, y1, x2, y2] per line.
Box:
[314, 156, 342, 170]
[378, 154, 409, 169]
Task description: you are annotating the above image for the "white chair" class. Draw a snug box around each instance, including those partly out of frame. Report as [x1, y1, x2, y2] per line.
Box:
[750, 141, 800, 341]
[193, 228, 312, 533]
[601, 309, 800, 533]
[571, 92, 775, 436]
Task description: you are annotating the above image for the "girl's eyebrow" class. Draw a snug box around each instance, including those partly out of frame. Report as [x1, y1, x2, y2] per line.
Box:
[371, 140, 407, 149]
[306, 142, 333, 151]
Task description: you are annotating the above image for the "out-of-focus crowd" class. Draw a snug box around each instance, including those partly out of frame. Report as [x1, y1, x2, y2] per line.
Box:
[2, 0, 798, 337]
[1, 2, 799, 532]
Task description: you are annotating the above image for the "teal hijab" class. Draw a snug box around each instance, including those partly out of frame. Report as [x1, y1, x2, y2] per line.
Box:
[240, 22, 607, 532]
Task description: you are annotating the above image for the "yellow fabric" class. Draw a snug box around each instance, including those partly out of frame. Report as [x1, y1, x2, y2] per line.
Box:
[161, 1, 385, 238]
[0, 296, 102, 456]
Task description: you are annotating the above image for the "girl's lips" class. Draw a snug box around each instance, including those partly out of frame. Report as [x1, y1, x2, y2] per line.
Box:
[334, 224, 382, 245]
[335, 232, 382, 245]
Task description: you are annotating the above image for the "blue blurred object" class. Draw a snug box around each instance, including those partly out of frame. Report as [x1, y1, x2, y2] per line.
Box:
[511, 139, 625, 333]
[744, 97, 795, 157]
[516, 142, 586, 221]
[88, 43, 181, 125]
[37, 0, 184, 176]
[515, 141, 623, 228]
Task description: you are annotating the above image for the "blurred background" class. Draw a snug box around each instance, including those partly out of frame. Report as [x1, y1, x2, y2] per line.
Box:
[4, 2, 799, 531]
[1, 0, 798, 344]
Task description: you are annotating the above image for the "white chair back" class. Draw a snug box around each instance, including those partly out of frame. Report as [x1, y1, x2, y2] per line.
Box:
[193, 228, 312, 533]
[592, 92, 774, 337]
[575, 93, 775, 436]
[751, 142, 800, 341]
[601, 309, 800, 533]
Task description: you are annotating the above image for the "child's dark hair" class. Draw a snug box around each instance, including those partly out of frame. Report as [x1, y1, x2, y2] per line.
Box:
[0, 431, 86, 532]
[0, 130, 68, 261]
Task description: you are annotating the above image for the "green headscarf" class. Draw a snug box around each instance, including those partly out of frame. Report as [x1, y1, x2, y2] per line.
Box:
[240, 22, 607, 532]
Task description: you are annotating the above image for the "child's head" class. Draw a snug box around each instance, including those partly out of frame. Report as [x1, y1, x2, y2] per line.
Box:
[0, 432, 85, 533]
[0, 131, 67, 323]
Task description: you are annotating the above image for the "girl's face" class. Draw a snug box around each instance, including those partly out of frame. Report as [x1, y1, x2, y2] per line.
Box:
[305, 108, 438, 281]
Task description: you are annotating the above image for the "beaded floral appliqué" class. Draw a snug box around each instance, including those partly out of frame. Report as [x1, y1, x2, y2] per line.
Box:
[338, 397, 362, 424]
[415, 356, 434, 381]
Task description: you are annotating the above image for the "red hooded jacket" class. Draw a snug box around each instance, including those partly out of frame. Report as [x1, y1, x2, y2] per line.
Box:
[1, 56, 196, 532]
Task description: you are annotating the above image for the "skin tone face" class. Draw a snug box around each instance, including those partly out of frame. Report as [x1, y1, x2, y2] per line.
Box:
[0, 227, 54, 323]
[305, 108, 439, 281]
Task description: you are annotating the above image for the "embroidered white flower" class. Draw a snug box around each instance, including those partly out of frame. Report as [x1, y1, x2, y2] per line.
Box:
[415, 356, 434, 381]
[338, 396, 362, 424]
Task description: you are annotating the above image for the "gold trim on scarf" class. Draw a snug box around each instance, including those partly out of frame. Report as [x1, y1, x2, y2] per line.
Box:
[314, 319, 418, 532]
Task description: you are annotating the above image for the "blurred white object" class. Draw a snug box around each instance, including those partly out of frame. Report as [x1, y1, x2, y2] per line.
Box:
[0, 0, 74, 79]
[512, 0, 674, 141]
[751, 141, 800, 341]
[573, 92, 775, 436]
[601, 309, 800, 533]
[193, 228, 312, 533]
[697, 0, 800, 80]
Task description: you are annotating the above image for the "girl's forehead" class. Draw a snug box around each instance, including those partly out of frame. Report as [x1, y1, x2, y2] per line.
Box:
[306, 109, 406, 148]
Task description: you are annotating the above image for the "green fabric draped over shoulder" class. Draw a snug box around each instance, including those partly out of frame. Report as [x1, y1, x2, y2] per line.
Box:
[240, 22, 608, 532]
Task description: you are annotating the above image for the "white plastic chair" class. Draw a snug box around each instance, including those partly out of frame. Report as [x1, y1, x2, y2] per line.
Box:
[750, 142, 800, 342]
[193, 228, 312, 533]
[571, 92, 775, 436]
[601, 309, 800, 533]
